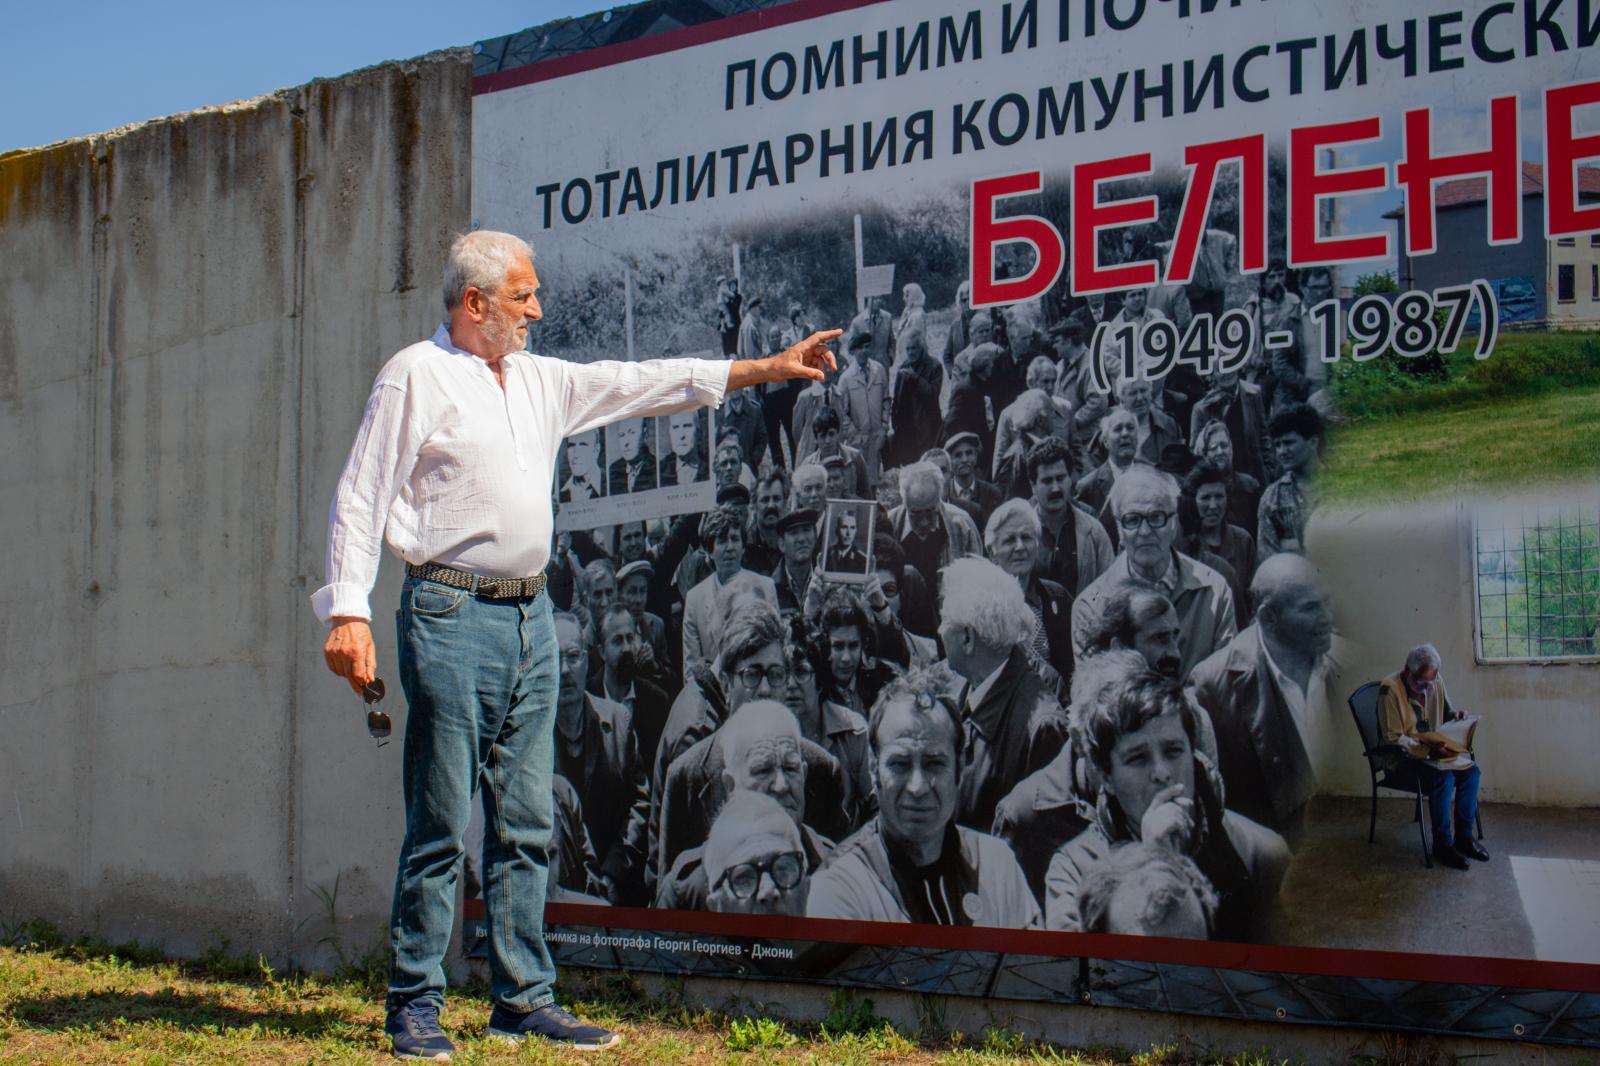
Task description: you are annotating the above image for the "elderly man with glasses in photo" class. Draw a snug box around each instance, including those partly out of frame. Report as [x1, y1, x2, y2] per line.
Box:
[1070, 466, 1236, 684]
[651, 604, 852, 887]
[703, 791, 812, 915]
[886, 461, 984, 599]
[656, 700, 838, 912]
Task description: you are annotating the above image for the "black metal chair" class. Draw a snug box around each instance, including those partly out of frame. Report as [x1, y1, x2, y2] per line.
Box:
[1346, 680, 1436, 867]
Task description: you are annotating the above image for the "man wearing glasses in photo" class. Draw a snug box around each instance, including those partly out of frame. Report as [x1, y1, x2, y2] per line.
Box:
[649, 602, 850, 897]
[314, 230, 838, 1060]
[1070, 466, 1236, 685]
[656, 700, 837, 913]
[703, 791, 812, 915]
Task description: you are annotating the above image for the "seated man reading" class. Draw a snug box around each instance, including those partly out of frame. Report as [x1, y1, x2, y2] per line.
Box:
[1378, 643, 1488, 870]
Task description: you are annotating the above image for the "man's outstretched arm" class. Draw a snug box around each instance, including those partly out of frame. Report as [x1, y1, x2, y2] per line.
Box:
[727, 329, 841, 391]
[557, 330, 842, 438]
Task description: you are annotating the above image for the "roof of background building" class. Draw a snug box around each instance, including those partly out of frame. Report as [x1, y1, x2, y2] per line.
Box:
[1383, 161, 1600, 217]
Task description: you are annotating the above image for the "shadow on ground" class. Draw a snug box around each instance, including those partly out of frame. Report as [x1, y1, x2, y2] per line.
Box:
[10, 986, 363, 1038]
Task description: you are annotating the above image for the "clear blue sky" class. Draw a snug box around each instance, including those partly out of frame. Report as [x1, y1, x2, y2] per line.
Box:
[0, 0, 601, 153]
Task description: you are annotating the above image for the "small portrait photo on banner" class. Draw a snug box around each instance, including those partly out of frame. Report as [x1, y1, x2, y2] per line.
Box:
[657, 409, 711, 488]
[821, 498, 874, 583]
[606, 417, 657, 495]
[557, 426, 607, 502]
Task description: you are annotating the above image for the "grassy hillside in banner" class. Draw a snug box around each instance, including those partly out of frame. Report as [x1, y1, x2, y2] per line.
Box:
[1322, 331, 1600, 504]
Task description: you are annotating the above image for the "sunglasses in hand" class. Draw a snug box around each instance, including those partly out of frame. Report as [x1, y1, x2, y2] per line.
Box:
[362, 678, 392, 746]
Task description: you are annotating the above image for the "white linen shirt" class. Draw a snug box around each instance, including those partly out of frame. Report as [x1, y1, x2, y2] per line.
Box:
[311, 324, 730, 624]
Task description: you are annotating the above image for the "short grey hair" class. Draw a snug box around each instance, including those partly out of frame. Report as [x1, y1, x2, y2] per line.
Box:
[939, 557, 1035, 648]
[983, 498, 1042, 552]
[1099, 405, 1137, 437]
[1405, 643, 1442, 674]
[792, 461, 826, 488]
[443, 230, 534, 312]
[1026, 356, 1058, 389]
[1108, 465, 1180, 516]
[1114, 374, 1153, 400]
[898, 461, 945, 500]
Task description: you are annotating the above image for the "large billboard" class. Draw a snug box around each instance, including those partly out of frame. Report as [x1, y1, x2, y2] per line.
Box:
[471, 0, 1600, 1044]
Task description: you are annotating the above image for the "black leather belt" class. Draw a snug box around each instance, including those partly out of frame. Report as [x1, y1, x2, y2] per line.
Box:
[407, 561, 547, 600]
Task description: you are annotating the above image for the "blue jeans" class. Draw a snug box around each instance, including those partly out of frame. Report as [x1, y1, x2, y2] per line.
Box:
[389, 576, 559, 1013]
[1418, 760, 1481, 847]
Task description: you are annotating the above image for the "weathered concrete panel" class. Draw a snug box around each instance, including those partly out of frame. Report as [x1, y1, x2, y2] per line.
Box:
[292, 55, 475, 964]
[0, 49, 472, 964]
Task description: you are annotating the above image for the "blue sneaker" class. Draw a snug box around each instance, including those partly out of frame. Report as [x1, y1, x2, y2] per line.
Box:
[385, 997, 456, 1061]
[487, 1003, 621, 1050]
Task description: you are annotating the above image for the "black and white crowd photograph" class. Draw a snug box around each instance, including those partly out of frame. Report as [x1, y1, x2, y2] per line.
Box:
[448, 163, 1405, 960]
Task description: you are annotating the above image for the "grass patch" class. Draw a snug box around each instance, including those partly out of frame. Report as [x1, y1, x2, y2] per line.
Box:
[727, 1015, 802, 1051]
[1322, 382, 1600, 504]
[1329, 330, 1600, 421]
[0, 935, 1451, 1064]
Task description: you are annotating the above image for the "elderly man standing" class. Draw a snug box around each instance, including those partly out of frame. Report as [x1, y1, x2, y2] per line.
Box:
[807, 667, 1040, 928]
[884, 330, 944, 470]
[316, 231, 837, 1058]
[938, 558, 1070, 831]
[886, 462, 984, 601]
[1070, 467, 1236, 683]
[771, 508, 819, 615]
[984, 499, 1074, 682]
[1377, 644, 1487, 870]
[835, 328, 889, 481]
[1074, 407, 1142, 533]
[945, 431, 1004, 532]
[942, 336, 999, 470]
[1188, 554, 1345, 839]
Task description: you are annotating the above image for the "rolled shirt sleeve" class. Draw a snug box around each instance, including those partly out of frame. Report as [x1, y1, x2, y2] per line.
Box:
[558, 357, 731, 439]
[311, 381, 422, 624]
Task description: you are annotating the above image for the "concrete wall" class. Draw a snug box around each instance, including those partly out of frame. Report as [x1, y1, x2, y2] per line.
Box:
[0, 50, 472, 965]
[1309, 496, 1600, 808]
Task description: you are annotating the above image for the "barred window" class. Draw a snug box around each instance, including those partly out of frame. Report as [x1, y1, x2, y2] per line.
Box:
[1475, 505, 1600, 662]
